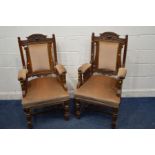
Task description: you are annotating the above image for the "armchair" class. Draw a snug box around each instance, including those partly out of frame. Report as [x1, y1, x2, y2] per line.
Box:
[18, 34, 70, 128]
[75, 32, 128, 128]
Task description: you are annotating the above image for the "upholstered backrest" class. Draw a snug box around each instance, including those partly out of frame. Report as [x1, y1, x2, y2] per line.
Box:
[28, 43, 51, 72]
[98, 41, 119, 71]
[18, 34, 58, 76]
[91, 32, 128, 73]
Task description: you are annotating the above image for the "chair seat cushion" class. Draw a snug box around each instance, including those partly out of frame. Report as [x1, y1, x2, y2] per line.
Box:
[75, 75, 120, 108]
[22, 77, 69, 108]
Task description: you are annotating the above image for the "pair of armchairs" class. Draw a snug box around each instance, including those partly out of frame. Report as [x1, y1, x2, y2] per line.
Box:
[18, 32, 128, 129]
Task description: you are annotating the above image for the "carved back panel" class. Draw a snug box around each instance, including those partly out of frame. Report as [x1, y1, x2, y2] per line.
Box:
[91, 32, 128, 75]
[18, 34, 58, 77]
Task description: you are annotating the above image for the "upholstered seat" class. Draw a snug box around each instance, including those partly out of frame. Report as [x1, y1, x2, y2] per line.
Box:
[23, 77, 69, 108]
[75, 75, 120, 108]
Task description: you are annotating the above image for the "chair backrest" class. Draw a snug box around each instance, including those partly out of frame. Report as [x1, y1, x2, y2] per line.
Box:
[91, 32, 128, 74]
[18, 34, 58, 77]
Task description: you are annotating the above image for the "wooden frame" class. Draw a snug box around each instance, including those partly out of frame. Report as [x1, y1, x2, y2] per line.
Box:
[75, 32, 128, 129]
[18, 34, 69, 129]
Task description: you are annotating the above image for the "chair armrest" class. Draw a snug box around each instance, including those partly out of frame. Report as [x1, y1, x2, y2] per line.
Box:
[77, 63, 92, 88]
[18, 68, 28, 97]
[18, 69, 28, 81]
[117, 68, 127, 79]
[55, 64, 67, 90]
[78, 63, 92, 74]
[55, 64, 66, 75]
[115, 68, 127, 97]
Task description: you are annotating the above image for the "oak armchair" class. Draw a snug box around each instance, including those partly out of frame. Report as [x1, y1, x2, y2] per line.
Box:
[75, 32, 128, 128]
[18, 34, 70, 128]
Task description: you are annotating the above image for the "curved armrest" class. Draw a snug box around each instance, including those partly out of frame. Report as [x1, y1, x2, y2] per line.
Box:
[78, 63, 92, 74]
[55, 64, 66, 75]
[18, 69, 28, 81]
[117, 68, 127, 79]
[77, 63, 92, 88]
[115, 68, 127, 97]
[18, 68, 28, 97]
[55, 64, 67, 90]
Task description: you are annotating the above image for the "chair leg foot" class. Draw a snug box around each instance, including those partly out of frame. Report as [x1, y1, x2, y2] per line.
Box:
[111, 108, 118, 129]
[24, 108, 33, 129]
[64, 101, 70, 121]
[75, 100, 81, 119]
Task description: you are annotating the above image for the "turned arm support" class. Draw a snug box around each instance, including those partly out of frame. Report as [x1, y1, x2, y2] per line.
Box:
[18, 68, 28, 97]
[116, 68, 127, 96]
[54, 64, 67, 89]
[77, 63, 92, 88]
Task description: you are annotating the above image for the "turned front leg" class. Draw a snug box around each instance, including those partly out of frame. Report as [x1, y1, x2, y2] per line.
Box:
[112, 108, 119, 129]
[64, 101, 70, 120]
[24, 108, 33, 129]
[75, 99, 81, 119]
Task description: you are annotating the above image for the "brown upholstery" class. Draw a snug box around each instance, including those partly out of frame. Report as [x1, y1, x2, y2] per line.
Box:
[18, 69, 28, 81]
[75, 75, 120, 108]
[98, 41, 119, 71]
[22, 77, 69, 108]
[117, 67, 127, 79]
[28, 43, 51, 72]
[78, 63, 92, 73]
[55, 64, 66, 75]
